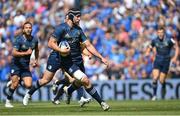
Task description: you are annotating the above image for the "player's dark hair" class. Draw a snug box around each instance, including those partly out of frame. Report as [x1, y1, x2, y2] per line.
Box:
[67, 8, 81, 22]
[23, 21, 32, 29]
[157, 26, 165, 31]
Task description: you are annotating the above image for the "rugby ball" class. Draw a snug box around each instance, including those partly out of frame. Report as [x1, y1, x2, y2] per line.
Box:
[59, 41, 70, 56]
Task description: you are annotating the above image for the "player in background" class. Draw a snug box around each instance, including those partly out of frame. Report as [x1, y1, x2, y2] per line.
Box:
[146, 26, 179, 100]
[5, 22, 39, 108]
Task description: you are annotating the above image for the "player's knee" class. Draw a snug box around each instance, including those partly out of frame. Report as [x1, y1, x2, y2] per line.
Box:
[11, 81, 19, 88]
[72, 80, 82, 88]
[81, 77, 91, 87]
[153, 75, 159, 81]
[152, 72, 159, 79]
[159, 79, 165, 84]
[11, 78, 19, 87]
[74, 80, 82, 86]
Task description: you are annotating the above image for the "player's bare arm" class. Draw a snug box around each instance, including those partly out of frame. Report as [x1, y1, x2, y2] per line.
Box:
[171, 39, 179, 63]
[145, 45, 152, 57]
[83, 40, 108, 66]
[145, 44, 156, 58]
[12, 48, 32, 57]
[81, 43, 92, 59]
[32, 43, 39, 67]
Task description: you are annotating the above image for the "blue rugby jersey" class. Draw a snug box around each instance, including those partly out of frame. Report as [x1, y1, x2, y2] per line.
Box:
[51, 23, 87, 64]
[11, 35, 38, 68]
[151, 36, 175, 60]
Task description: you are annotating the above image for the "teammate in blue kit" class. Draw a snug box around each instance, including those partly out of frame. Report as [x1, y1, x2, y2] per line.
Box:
[24, 8, 110, 111]
[146, 26, 179, 100]
[5, 22, 39, 108]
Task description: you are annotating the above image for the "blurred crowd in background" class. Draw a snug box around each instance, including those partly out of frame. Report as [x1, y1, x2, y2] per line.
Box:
[0, 0, 180, 81]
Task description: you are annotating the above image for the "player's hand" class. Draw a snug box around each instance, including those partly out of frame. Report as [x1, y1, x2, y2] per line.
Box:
[171, 57, 177, 64]
[101, 57, 109, 67]
[26, 48, 33, 55]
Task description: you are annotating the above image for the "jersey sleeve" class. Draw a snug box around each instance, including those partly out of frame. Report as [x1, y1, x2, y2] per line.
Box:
[80, 29, 87, 43]
[35, 37, 39, 48]
[169, 38, 175, 47]
[150, 39, 155, 48]
[51, 25, 64, 41]
[12, 37, 20, 50]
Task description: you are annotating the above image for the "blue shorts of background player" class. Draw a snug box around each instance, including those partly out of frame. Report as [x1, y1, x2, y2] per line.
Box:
[11, 64, 32, 78]
[153, 59, 170, 74]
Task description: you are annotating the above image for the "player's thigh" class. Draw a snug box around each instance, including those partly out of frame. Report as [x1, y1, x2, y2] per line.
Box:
[71, 68, 90, 87]
[159, 60, 170, 83]
[46, 54, 61, 73]
[21, 69, 32, 88]
[67, 64, 87, 81]
[45, 56, 61, 80]
[63, 63, 89, 87]
[63, 71, 75, 83]
[41, 70, 56, 83]
[161, 61, 170, 75]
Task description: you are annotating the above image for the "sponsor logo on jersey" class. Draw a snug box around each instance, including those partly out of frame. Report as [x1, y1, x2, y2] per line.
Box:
[48, 65, 52, 70]
[11, 69, 15, 74]
[64, 33, 71, 39]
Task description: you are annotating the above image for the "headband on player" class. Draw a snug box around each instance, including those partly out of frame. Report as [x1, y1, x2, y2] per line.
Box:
[67, 8, 81, 22]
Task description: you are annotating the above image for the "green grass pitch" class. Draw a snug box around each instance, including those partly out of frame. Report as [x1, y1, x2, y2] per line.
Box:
[0, 100, 180, 115]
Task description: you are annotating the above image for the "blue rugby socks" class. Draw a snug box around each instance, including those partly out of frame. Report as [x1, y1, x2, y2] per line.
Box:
[7, 88, 15, 100]
[54, 85, 65, 100]
[85, 86, 103, 104]
[55, 78, 68, 85]
[77, 87, 85, 100]
[161, 82, 166, 99]
[28, 80, 42, 95]
[152, 81, 157, 96]
[67, 81, 79, 94]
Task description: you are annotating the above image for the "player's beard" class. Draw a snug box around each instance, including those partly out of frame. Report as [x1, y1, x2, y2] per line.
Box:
[23, 30, 32, 37]
[159, 35, 164, 40]
[73, 21, 80, 26]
